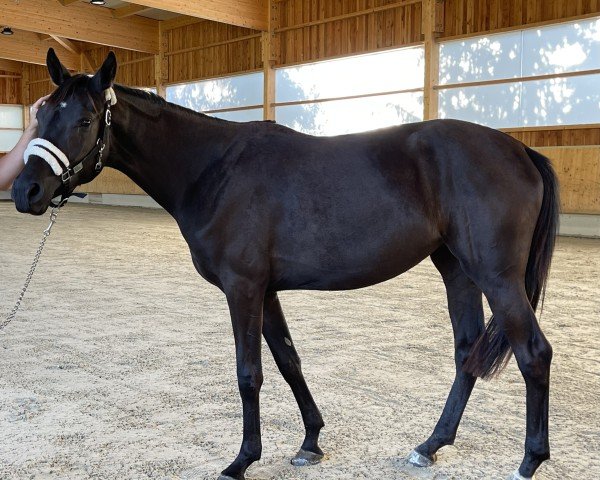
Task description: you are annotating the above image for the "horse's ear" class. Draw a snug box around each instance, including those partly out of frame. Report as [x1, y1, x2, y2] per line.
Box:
[90, 51, 117, 93]
[46, 48, 71, 86]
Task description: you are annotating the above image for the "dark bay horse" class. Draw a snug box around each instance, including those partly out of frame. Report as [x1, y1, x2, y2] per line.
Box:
[12, 49, 558, 480]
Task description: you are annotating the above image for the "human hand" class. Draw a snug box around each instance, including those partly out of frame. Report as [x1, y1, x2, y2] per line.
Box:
[27, 94, 51, 132]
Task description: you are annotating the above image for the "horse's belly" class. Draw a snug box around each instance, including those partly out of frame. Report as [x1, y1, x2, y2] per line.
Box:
[269, 225, 441, 291]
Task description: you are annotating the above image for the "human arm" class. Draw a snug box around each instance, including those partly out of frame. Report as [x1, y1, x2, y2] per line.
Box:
[0, 95, 50, 190]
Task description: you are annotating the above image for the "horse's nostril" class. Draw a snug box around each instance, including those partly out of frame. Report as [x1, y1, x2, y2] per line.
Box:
[27, 183, 42, 200]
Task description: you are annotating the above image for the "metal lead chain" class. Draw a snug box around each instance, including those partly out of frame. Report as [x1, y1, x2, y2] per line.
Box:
[1, 206, 62, 332]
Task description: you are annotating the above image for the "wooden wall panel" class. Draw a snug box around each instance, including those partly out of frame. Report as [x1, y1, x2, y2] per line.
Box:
[166, 21, 262, 84]
[78, 168, 145, 195]
[163, 0, 423, 83]
[0, 71, 21, 104]
[537, 146, 600, 214]
[26, 64, 54, 103]
[442, 0, 600, 38]
[85, 46, 155, 88]
[278, 0, 423, 66]
[505, 126, 600, 147]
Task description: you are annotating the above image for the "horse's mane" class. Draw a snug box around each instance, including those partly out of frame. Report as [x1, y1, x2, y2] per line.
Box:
[114, 83, 225, 122]
[114, 83, 166, 107]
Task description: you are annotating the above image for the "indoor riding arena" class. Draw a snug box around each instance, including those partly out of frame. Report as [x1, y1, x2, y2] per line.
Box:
[0, 2, 599, 480]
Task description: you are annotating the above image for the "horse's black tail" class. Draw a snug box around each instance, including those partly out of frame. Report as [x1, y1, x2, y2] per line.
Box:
[463, 146, 559, 379]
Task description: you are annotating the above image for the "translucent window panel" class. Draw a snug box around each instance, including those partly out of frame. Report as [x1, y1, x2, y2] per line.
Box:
[166, 72, 263, 111]
[438, 82, 523, 129]
[209, 108, 264, 122]
[276, 47, 425, 103]
[0, 130, 23, 152]
[0, 105, 24, 129]
[439, 31, 522, 84]
[522, 18, 600, 76]
[521, 73, 600, 126]
[276, 92, 423, 136]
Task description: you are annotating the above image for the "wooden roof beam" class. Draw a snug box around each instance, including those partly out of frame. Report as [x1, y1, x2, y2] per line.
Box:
[0, 29, 80, 70]
[113, 3, 154, 19]
[0, 58, 23, 74]
[128, 0, 268, 30]
[0, 0, 159, 53]
[50, 36, 81, 54]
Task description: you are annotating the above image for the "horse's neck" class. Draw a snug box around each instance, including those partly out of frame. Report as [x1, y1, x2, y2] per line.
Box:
[106, 93, 236, 216]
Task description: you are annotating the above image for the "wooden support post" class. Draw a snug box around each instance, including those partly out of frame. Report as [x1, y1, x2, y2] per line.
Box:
[423, 0, 443, 121]
[155, 22, 168, 97]
[262, 0, 280, 121]
[79, 52, 86, 74]
[21, 64, 30, 128]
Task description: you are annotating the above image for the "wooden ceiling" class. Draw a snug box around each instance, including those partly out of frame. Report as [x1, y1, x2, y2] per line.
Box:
[0, 0, 267, 67]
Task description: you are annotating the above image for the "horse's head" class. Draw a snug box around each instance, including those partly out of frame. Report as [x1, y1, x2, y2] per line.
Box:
[12, 48, 117, 215]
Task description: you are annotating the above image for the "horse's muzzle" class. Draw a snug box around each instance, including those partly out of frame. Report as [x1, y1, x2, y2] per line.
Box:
[12, 157, 57, 215]
[12, 179, 47, 215]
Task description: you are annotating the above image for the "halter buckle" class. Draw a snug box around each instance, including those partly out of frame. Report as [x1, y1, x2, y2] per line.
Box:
[95, 138, 105, 172]
[61, 170, 71, 183]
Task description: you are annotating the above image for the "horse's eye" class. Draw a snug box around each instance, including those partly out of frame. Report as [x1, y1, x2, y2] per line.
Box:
[79, 119, 92, 128]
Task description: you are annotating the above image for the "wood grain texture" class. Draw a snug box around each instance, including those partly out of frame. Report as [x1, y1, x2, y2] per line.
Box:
[505, 126, 600, 147]
[85, 46, 156, 88]
[0, 59, 23, 74]
[0, 71, 21, 104]
[0, 0, 159, 53]
[278, 0, 423, 65]
[537, 146, 600, 214]
[166, 21, 262, 84]
[119, 0, 267, 30]
[77, 168, 145, 195]
[441, 0, 600, 38]
[24, 64, 54, 103]
[0, 29, 80, 70]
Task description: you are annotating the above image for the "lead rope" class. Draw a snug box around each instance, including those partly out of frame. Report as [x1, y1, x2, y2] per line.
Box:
[0, 202, 65, 332]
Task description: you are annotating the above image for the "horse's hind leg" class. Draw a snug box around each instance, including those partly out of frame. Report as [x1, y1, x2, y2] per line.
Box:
[476, 280, 552, 479]
[262, 291, 325, 466]
[409, 246, 484, 467]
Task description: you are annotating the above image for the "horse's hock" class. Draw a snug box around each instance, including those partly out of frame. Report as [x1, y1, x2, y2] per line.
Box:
[0, 203, 598, 479]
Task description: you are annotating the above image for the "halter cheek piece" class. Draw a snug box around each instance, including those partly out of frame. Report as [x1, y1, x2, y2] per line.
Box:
[23, 88, 116, 206]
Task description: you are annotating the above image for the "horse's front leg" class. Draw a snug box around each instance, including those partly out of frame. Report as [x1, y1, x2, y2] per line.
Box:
[262, 292, 325, 466]
[219, 278, 266, 480]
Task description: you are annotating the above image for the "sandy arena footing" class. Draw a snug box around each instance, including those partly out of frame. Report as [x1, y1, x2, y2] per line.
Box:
[1, 203, 598, 479]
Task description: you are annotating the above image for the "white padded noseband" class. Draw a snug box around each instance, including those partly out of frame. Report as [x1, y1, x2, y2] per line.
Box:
[23, 138, 70, 176]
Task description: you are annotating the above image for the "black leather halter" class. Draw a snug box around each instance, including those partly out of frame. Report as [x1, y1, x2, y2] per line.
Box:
[51, 100, 112, 206]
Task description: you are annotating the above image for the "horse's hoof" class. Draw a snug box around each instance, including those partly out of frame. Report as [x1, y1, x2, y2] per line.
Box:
[217, 475, 239, 480]
[291, 448, 324, 466]
[507, 470, 535, 480]
[407, 449, 437, 467]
